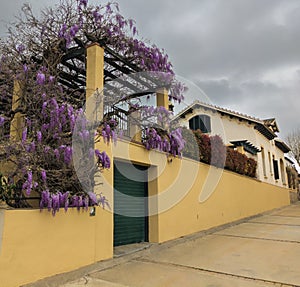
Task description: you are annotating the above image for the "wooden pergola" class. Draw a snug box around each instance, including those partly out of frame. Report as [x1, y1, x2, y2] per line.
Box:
[55, 38, 169, 110]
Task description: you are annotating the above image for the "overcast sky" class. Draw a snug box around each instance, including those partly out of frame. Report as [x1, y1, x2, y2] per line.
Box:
[1, 0, 299, 138]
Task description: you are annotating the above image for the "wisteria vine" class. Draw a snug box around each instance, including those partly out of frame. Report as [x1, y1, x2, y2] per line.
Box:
[0, 0, 186, 213]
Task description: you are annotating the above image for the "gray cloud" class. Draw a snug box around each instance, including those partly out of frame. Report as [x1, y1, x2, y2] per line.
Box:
[0, 0, 299, 137]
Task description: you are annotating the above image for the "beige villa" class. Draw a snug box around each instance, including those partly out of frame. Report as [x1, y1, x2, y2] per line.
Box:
[0, 44, 292, 287]
[174, 101, 290, 188]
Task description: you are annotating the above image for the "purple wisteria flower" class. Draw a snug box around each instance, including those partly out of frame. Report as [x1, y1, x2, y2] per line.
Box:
[101, 119, 118, 143]
[29, 141, 36, 152]
[40, 190, 50, 210]
[36, 72, 46, 85]
[27, 170, 32, 184]
[23, 64, 28, 73]
[88, 192, 98, 205]
[133, 26, 137, 36]
[22, 128, 27, 142]
[58, 23, 67, 38]
[142, 127, 185, 157]
[89, 147, 95, 158]
[106, 3, 112, 13]
[0, 116, 5, 126]
[49, 75, 55, 83]
[79, 0, 88, 7]
[41, 170, 47, 183]
[40, 191, 71, 214]
[78, 196, 83, 209]
[44, 146, 51, 153]
[169, 128, 185, 156]
[0, 0, 189, 217]
[83, 196, 89, 210]
[51, 193, 60, 215]
[22, 170, 33, 196]
[16, 44, 25, 53]
[54, 149, 60, 160]
[69, 24, 79, 37]
[37, 131, 42, 143]
[99, 193, 110, 209]
[63, 193, 70, 212]
[95, 149, 111, 169]
[64, 146, 72, 164]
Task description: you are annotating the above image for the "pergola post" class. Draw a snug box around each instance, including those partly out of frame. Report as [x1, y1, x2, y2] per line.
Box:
[10, 80, 23, 140]
[86, 43, 104, 122]
[156, 88, 170, 131]
[236, 146, 245, 155]
[156, 88, 169, 110]
[129, 111, 142, 142]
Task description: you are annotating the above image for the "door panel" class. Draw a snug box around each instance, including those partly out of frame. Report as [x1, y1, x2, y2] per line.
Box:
[113, 161, 148, 246]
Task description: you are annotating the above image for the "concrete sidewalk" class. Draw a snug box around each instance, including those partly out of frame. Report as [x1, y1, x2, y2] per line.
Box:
[26, 203, 300, 287]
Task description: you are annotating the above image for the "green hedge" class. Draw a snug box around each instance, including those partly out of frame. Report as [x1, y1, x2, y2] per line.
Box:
[181, 128, 257, 178]
[286, 166, 299, 190]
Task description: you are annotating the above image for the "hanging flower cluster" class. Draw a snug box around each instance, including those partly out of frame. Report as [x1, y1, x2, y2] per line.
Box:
[0, 0, 186, 213]
[39, 190, 109, 215]
[143, 127, 185, 157]
[169, 128, 186, 156]
[141, 106, 172, 127]
[0, 74, 112, 211]
[2, 0, 185, 103]
[98, 118, 118, 144]
[0, 116, 5, 126]
[95, 150, 111, 169]
[140, 106, 185, 156]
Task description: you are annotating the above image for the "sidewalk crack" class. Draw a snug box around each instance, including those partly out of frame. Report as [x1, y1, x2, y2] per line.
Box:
[135, 258, 300, 287]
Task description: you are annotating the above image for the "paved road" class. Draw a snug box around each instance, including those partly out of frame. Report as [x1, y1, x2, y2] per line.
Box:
[28, 203, 300, 287]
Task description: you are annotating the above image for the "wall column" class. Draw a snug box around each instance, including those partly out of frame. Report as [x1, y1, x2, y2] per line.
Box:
[10, 81, 23, 141]
[148, 166, 159, 243]
[86, 43, 104, 122]
[129, 111, 142, 142]
[236, 146, 245, 155]
[156, 88, 169, 110]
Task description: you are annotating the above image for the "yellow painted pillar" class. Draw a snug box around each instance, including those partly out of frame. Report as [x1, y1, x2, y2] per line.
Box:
[129, 111, 142, 142]
[10, 80, 23, 141]
[156, 88, 169, 110]
[236, 146, 245, 155]
[156, 88, 170, 131]
[83, 43, 105, 197]
[86, 43, 104, 122]
[148, 166, 159, 243]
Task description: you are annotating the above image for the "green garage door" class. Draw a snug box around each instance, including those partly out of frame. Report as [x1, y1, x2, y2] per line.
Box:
[113, 161, 148, 246]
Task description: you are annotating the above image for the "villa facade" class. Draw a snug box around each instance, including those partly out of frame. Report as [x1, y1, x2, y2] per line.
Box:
[175, 101, 290, 188]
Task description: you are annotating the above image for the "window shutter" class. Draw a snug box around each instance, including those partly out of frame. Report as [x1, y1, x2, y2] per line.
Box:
[273, 160, 279, 180]
[189, 115, 211, 133]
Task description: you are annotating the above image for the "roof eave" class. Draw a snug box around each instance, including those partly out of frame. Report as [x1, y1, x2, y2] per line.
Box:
[275, 140, 291, 153]
[254, 124, 276, 140]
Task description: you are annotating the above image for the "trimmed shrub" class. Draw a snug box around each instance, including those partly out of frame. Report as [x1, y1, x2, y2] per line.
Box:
[225, 148, 257, 177]
[181, 127, 200, 161]
[210, 135, 226, 168]
[194, 130, 211, 164]
[286, 166, 299, 190]
[181, 129, 257, 178]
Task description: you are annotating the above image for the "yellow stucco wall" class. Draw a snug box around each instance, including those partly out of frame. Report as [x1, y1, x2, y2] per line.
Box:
[0, 41, 291, 286]
[0, 140, 290, 287]
[0, 207, 112, 287]
[99, 140, 290, 243]
[155, 161, 290, 242]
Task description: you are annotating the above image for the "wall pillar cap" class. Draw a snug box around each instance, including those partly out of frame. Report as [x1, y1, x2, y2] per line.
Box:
[86, 42, 102, 49]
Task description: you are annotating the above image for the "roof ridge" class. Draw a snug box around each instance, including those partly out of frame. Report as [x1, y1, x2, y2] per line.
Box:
[178, 100, 262, 123]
